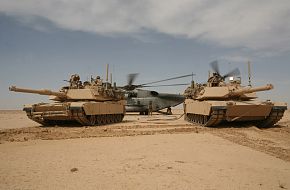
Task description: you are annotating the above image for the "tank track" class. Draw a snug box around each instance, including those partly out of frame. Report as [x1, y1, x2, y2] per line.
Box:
[256, 109, 286, 128]
[185, 108, 286, 128]
[25, 109, 124, 126]
[185, 110, 225, 127]
[72, 110, 124, 126]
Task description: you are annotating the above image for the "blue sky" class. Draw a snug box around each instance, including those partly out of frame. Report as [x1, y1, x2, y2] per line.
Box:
[0, 0, 289, 109]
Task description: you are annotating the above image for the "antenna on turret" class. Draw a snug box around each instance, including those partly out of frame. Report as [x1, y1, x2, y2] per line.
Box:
[247, 61, 252, 87]
[106, 64, 109, 90]
[106, 64, 109, 82]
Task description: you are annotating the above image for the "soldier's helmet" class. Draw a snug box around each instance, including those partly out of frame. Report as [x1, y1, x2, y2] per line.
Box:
[71, 74, 80, 81]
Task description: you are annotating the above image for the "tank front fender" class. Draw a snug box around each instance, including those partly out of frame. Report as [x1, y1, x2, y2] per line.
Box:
[272, 106, 287, 111]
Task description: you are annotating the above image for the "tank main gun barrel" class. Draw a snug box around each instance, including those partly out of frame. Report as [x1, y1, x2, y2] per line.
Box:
[9, 86, 66, 98]
[229, 84, 273, 96]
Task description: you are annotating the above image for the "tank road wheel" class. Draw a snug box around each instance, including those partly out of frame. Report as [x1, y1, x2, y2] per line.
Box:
[107, 115, 112, 124]
[194, 115, 198, 123]
[199, 115, 203, 124]
[111, 115, 116, 123]
[197, 115, 201, 123]
[114, 114, 118, 122]
[112, 114, 118, 123]
[88, 115, 97, 126]
[105, 115, 111, 124]
[109, 115, 114, 124]
[193, 114, 197, 123]
[110, 115, 114, 123]
[189, 114, 194, 122]
[100, 115, 106, 125]
[94, 115, 100, 125]
[189, 114, 193, 122]
[115, 114, 120, 122]
[116, 114, 121, 122]
[117, 114, 123, 122]
[97, 115, 102, 125]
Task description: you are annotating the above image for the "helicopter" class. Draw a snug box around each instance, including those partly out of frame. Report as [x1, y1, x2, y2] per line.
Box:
[119, 73, 193, 115]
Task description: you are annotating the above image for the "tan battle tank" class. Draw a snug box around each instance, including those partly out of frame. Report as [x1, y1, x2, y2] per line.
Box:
[9, 68, 125, 126]
[183, 61, 287, 127]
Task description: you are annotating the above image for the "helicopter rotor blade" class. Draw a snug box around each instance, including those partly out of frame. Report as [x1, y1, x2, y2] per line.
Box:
[142, 83, 190, 88]
[222, 68, 240, 79]
[210, 60, 220, 75]
[140, 74, 194, 86]
[127, 73, 139, 86]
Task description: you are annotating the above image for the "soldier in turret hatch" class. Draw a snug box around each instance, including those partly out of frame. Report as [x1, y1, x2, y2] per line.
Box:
[207, 73, 225, 87]
[184, 81, 196, 98]
[70, 74, 81, 89]
[95, 76, 103, 86]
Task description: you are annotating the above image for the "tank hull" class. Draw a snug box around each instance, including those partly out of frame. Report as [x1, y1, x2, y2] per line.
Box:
[184, 99, 287, 127]
[23, 101, 125, 126]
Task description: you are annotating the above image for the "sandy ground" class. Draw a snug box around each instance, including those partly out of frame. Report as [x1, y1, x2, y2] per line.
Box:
[0, 109, 290, 189]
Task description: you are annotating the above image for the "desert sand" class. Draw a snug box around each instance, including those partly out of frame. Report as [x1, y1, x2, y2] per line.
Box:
[0, 109, 290, 190]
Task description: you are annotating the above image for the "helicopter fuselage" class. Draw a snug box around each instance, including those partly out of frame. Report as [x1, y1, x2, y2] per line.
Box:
[125, 89, 185, 114]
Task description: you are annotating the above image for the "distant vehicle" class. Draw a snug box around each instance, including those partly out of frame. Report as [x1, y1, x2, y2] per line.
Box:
[183, 60, 287, 127]
[120, 73, 192, 115]
[9, 65, 125, 126]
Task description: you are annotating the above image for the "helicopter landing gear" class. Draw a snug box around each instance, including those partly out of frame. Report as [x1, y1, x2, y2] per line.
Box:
[166, 107, 172, 115]
[139, 111, 149, 115]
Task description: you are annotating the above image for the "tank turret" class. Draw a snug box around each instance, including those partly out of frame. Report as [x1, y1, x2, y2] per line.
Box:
[189, 83, 274, 101]
[9, 74, 124, 102]
[183, 61, 287, 128]
[9, 67, 126, 126]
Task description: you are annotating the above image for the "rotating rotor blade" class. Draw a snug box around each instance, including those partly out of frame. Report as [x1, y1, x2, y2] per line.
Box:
[210, 60, 220, 75]
[142, 83, 190, 88]
[222, 68, 240, 79]
[127, 73, 139, 86]
[140, 74, 194, 86]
